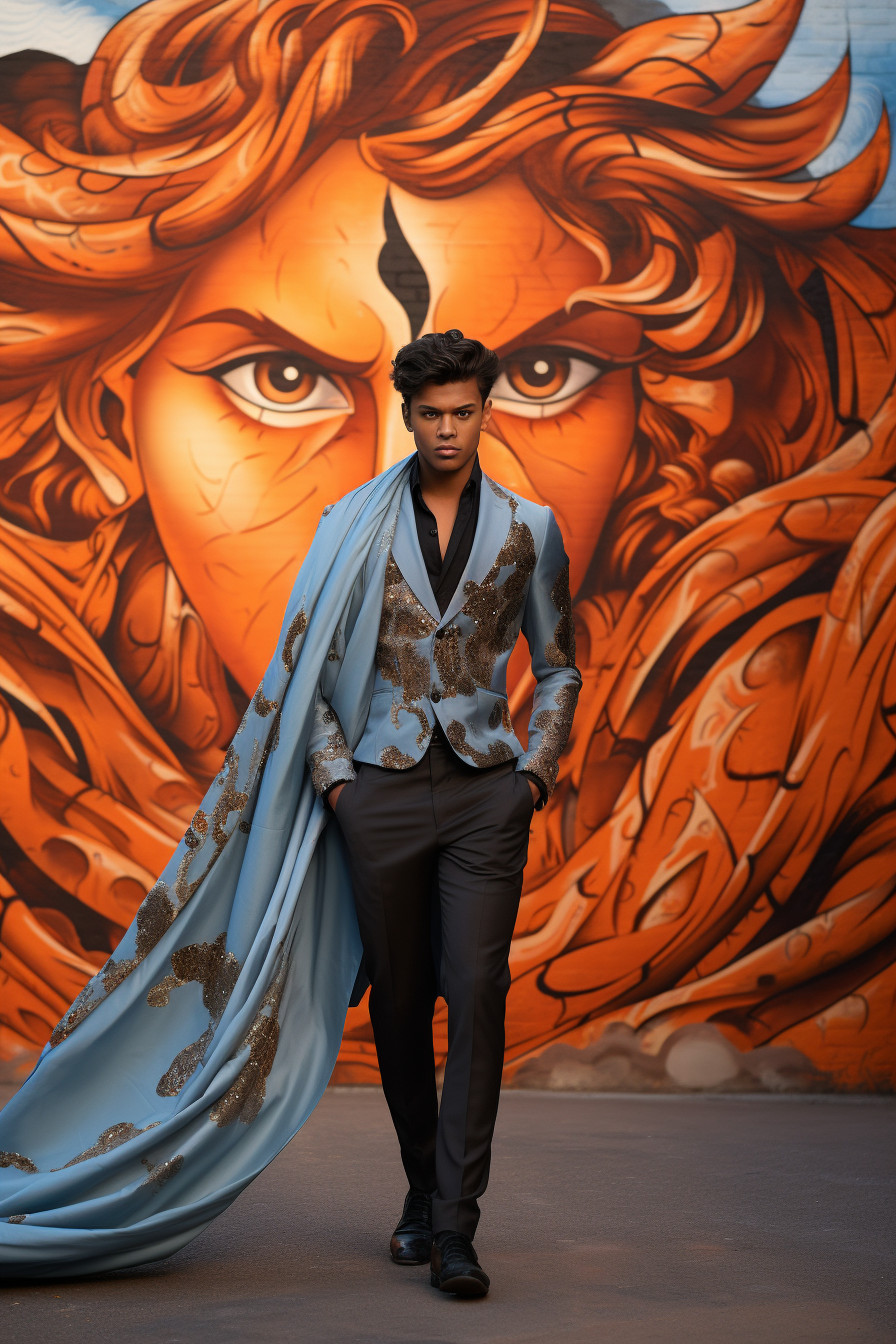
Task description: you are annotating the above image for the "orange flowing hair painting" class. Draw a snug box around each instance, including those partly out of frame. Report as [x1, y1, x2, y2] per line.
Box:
[0, 0, 894, 1089]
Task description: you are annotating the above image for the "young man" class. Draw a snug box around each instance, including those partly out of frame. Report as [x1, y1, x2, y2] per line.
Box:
[305, 330, 581, 1297]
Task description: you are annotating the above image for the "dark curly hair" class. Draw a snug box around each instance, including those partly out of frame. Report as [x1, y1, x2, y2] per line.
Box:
[390, 330, 500, 406]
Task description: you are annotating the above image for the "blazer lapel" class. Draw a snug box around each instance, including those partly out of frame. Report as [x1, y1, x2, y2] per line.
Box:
[438, 474, 514, 628]
[390, 478, 442, 623]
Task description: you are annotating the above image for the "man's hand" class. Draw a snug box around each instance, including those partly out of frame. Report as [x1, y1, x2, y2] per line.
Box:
[328, 782, 347, 810]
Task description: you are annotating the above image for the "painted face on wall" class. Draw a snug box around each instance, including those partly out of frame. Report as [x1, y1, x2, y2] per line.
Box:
[133, 141, 640, 693]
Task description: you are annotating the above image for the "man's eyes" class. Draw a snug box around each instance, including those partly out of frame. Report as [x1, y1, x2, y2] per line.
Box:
[492, 348, 607, 419]
[208, 352, 350, 424]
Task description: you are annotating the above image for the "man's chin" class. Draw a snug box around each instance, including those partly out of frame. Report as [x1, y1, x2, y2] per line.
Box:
[423, 450, 472, 470]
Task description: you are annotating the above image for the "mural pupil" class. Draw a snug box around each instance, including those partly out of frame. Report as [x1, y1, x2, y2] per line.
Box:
[255, 356, 314, 403]
[508, 355, 568, 398]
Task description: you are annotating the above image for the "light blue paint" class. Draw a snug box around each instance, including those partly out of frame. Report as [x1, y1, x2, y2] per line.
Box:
[662, 0, 896, 226]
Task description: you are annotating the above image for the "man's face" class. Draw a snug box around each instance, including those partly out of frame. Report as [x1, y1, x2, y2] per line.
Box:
[403, 378, 492, 479]
[132, 140, 638, 695]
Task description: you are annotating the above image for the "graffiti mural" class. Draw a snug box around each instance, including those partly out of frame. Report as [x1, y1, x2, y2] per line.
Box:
[0, 0, 894, 1090]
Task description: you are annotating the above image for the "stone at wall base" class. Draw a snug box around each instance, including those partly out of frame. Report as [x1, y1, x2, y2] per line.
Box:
[509, 1022, 833, 1094]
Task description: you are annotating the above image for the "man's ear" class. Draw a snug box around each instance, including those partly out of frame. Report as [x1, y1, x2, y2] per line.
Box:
[401, 400, 412, 431]
[480, 397, 493, 433]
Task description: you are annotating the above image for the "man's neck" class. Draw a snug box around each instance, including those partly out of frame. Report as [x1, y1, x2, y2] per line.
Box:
[416, 452, 478, 505]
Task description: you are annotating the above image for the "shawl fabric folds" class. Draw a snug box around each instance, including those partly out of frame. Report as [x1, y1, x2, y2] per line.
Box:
[0, 458, 412, 1279]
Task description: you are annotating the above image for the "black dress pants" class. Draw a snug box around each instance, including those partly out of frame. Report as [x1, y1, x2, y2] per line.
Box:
[333, 729, 534, 1238]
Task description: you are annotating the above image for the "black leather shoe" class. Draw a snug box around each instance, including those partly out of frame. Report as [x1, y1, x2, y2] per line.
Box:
[390, 1189, 433, 1264]
[430, 1231, 490, 1298]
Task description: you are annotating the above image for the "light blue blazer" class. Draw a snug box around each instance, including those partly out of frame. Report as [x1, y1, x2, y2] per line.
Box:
[306, 472, 581, 803]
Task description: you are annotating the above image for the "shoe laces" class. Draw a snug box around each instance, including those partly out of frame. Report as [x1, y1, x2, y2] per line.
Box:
[436, 1231, 476, 1264]
[404, 1190, 431, 1222]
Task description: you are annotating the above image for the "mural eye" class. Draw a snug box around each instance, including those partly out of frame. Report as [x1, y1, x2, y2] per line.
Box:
[491, 348, 606, 419]
[211, 353, 350, 422]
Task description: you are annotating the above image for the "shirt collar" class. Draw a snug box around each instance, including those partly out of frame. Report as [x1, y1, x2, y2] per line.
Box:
[410, 453, 482, 499]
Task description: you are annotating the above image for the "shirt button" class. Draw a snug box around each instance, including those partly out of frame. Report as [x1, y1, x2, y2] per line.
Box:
[431, 688, 442, 703]
[429, 527, 438, 536]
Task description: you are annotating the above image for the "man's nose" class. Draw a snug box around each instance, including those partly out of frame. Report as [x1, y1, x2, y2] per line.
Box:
[437, 416, 456, 438]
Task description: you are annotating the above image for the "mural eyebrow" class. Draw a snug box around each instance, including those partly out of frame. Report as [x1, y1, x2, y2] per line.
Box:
[378, 192, 430, 340]
[170, 308, 368, 372]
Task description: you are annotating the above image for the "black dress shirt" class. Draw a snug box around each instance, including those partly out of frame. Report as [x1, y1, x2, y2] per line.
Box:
[409, 453, 481, 615]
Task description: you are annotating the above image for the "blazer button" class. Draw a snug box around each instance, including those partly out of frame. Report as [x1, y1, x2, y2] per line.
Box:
[431, 688, 442, 703]
[435, 628, 445, 640]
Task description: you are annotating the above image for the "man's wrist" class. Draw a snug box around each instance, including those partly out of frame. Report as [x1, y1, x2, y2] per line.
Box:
[519, 769, 548, 808]
[321, 770, 354, 804]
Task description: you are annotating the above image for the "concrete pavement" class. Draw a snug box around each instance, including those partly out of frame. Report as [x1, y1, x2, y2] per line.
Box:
[2, 1088, 894, 1343]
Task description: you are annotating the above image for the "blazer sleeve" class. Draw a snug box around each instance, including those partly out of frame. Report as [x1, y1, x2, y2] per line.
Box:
[515, 508, 582, 806]
[306, 690, 357, 799]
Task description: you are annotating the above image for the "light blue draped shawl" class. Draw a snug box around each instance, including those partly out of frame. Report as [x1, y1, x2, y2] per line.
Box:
[0, 457, 412, 1279]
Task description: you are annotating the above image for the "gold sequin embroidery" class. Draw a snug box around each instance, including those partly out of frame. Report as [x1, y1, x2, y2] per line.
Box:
[433, 625, 474, 698]
[376, 555, 436, 746]
[379, 746, 415, 769]
[148, 932, 241, 1097]
[156, 1027, 215, 1097]
[524, 683, 579, 794]
[445, 721, 515, 768]
[257, 708, 282, 774]
[102, 880, 178, 994]
[545, 561, 576, 668]
[173, 845, 197, 908]
[209, 952, 288, 1127]
[0, 1151, 37, 1174]
[174, 806, 212, 906]
[459, 514, 536, 687]
[48, 980, 101, 1048]
[7, 1214, 26, 1223]
[167, 751, 249, 906]
[140, 1154, 185, 1191]
[211, 748, 249, 850]
[58, 1120, 160, 1169]
[281, 606, 307, 672]
[309, 723, 354, 795]
[253, 686, 278, 717]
